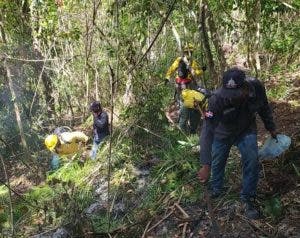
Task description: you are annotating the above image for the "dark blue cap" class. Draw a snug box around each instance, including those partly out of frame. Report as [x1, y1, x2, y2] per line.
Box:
[223, 68, 245, 89]
[90, 101, 102, 112]
[219, 68, 246, 98]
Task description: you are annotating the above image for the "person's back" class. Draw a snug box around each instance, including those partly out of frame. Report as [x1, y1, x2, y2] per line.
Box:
[55, 131, 89, 155]
[45, 130, 89, 170]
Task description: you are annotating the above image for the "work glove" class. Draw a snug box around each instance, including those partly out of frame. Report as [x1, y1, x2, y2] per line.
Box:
[197, 164, 211, 183]
[201, 66, 207, 71]
[164, 78, 170, 85]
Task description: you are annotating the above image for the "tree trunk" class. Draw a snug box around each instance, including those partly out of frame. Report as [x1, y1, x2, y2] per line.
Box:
[4, 59, 30, 159]
[206, 6, 227, 76]
[32, 49, 56, 118]
[245, 0, 261, 77]
[199, 1, 218, 88]
[1, 12, 31, 161]
[253, 0, 261, 77]
[0, 154, 14, 237]
[123, 74, 135, 106]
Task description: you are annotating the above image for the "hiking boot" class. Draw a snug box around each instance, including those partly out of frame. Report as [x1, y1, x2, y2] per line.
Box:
[242, 200, 260, 220]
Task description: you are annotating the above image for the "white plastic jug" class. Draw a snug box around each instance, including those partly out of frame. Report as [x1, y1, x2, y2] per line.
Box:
[258, 134, 291, 160]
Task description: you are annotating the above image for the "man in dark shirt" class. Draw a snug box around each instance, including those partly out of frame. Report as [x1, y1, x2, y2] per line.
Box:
[89, 101, 110, 160]
[198, 68, 277, 219]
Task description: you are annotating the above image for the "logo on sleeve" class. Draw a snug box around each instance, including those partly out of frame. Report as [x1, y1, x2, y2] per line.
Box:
[205, 111, 214, 118]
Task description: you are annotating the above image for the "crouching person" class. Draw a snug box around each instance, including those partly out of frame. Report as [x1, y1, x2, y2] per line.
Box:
[89, 101, 110, 160]
[44, 130, 89, 170]
[198, 68, 277, 219]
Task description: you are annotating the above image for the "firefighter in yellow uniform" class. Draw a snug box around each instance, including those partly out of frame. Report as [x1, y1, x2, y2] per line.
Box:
[165, 43, 206, 133]
[45, 131, 89, 170]
[181, 89, 208, 115]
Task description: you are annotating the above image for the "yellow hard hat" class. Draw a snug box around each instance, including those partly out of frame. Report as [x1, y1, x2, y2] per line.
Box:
[184, 43, 195, 52]
[45, 134, 58, 151]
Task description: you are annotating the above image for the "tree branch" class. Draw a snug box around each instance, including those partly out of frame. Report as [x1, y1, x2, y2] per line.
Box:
[127, 0, 178, 74]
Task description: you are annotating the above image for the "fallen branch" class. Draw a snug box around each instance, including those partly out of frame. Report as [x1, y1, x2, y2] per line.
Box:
[174, 203, 190, 218]
[127, 0, 177, 74]
[236, 214, 271, 237]
[147, 210, 174, 233]
[213, 186, 232, 212]
[142, 220, 152, 238]
[182, 222, 188, 238]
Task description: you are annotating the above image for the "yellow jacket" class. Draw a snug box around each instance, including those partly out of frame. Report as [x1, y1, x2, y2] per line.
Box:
[181, 89, 208, 112]
[165, 57, 203, 80]
[56, 131, 89, 156]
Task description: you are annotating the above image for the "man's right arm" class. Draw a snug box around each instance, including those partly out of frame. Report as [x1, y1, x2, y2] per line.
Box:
[200, 119, 216, 165]
[198, 95, 221, 182]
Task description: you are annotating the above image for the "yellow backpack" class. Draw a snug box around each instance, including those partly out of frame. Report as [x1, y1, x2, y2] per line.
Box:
[181, 89, 208, 113]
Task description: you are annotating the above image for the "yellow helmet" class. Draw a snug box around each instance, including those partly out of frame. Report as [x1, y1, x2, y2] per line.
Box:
[184, 43, 195, 52]
[45, 134, 58, 151]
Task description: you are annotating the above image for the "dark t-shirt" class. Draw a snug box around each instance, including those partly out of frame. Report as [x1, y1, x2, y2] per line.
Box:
[93, 111, 109, 144]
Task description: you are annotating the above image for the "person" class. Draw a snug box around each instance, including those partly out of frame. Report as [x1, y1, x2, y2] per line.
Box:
[44, 130, 89, 170]
[181, 88, 209, 117]
[165, 43, 206, 133]
[197, 67, 277, 219]
[89, 101, 110, 160]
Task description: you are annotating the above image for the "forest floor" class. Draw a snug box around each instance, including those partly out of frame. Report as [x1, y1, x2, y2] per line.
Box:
[142, 101, 300, 238]
[1, 72, 299, 237]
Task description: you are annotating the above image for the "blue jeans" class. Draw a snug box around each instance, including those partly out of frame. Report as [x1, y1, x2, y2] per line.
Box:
[90, 140, 102, 160]
[51, 154, 60, 170]
[210, 133, 259, 201]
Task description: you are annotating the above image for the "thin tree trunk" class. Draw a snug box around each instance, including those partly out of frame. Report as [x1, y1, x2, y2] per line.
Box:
[84, 2, 90, 118]
[4, 59, 31, 159]
[95, 69, 99, 101]
[206, 6, 227, 76]
[0, 155, 14, 236]
[65, 92, 75, 126]
[245, 0, 252, 69]
[171, 22, 182, 51]
[253, 0, 261, 77]
[199, 1, 218, 88]
[1, 13, 31, 161]
[32, 49, 56, 118]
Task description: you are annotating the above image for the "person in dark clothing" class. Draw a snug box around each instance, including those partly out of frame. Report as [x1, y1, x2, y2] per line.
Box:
[198, 67, 277, 219]
[89, 101, 110, 160]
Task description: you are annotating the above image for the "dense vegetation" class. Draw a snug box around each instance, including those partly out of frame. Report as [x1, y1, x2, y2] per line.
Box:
[0, 0, 299, 237]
